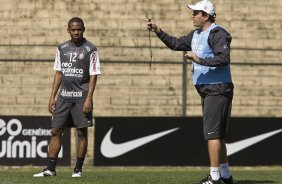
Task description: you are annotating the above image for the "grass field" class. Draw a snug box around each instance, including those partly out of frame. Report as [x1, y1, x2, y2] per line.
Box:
[0, 166, 281, 184]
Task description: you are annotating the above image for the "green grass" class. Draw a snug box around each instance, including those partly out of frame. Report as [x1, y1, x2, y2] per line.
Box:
[0, 166, 282, 184]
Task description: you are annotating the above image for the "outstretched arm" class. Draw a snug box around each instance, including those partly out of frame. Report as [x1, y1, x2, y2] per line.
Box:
[145, 18, 193, 51]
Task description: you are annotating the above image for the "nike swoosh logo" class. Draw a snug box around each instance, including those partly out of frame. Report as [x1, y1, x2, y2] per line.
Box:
[226, 128, 282, 156]
[101, 127, 179, 158]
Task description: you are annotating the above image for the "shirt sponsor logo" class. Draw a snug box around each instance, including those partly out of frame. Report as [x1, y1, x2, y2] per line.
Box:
[61, 62, 83, 77]
[61, 89, 82, 97]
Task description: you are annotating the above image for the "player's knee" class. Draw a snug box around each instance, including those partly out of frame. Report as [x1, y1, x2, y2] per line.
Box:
[50, 128, 64, 137]
[77, 128, 87, 139]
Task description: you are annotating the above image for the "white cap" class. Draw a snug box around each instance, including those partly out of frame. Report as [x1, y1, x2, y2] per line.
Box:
[187, 0, 216, 18]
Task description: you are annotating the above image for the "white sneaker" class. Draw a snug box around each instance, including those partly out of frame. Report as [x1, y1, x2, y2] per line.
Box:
[33, 168, 56, 177]
[72, 169, 82, 178]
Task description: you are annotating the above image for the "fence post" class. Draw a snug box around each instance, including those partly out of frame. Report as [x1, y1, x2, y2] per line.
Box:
[182, 52, 187, 116]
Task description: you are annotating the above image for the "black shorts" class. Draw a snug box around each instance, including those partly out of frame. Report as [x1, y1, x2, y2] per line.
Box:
[51, 99, 93, 128]
[201, 95, 232, 140]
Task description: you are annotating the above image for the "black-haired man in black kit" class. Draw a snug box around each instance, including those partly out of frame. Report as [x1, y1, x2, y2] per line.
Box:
[34, 17, 101, 178]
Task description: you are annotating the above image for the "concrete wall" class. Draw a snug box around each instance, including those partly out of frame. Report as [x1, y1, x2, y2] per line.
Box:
[1, 0, 282, 117]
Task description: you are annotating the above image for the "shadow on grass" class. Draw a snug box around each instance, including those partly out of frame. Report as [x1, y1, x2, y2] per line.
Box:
[234, 180, 277, 184]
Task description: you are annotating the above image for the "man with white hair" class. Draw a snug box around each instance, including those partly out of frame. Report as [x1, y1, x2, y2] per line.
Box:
[145, 0, 233, 183]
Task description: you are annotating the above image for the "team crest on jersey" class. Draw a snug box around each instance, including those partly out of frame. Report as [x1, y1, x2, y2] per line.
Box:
[78, 50, 85, 60]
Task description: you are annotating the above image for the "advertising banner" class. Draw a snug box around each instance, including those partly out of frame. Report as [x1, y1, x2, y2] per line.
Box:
[94, 117, 282, 166]
[0, 116, 70, 166]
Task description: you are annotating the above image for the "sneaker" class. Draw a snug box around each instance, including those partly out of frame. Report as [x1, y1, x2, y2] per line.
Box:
[72, 168, 82, 178]
[200, 175, 222, 184]
[33, 168, 56, 177]
[221, 176, 233, 184]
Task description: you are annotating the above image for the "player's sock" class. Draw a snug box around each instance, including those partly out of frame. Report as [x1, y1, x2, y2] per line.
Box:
[210, 167, 220, 181]
[74, 157, 85, 171]
[220, 162, 231, 178]
[47, 157, 57, 172]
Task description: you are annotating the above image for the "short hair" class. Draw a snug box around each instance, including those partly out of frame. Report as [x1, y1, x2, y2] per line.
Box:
[68, 17, 85, 28]
[201, 11, 215, 23]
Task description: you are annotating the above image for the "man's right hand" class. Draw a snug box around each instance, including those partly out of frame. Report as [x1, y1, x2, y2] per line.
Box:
[48, 98, 56, 114]
[144, 18, 160, 33]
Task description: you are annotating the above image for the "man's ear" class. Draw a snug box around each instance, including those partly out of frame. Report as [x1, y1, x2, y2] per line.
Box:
[204, 14, 210, 21]
[67, 28, 70, 33]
